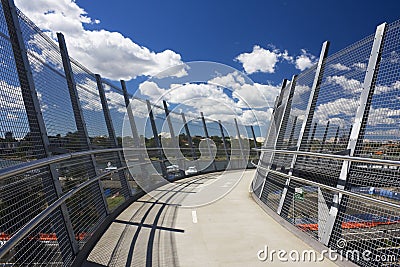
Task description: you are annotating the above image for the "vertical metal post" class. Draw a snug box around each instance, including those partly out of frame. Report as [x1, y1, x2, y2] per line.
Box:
[256, 79, 288, 197]
[321, 23, 386, 245]
[58, 33, 109, 220]
[333, 126, 340, 145]
[250, 126, 258, 150]
[258, 77, 295, 195]
[250, 125, 259, 161]
[2, 0, 78, 258]
[162, 100, 176, 141]
[146, 100, 168, 178]
[234, 118, 246, 167]
[200, 112, 217, 171]
[121, 80, 141, 147]
[95, 74, 132, 198]
[163, 100, 186, 176]
[218, 120, 230, 161]
[321, 121, 330, 150]
[121, 80, 149, 181]
[181, 113, 197, 161]
[288, 116, 298, 147]
[308, 122, 318, 152]
[277, 41, 330, 215]
[163, 100, 184, 173]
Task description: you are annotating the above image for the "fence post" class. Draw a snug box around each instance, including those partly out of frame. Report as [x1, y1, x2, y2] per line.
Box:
[1, 0, 78, 258]
[250, 125, 258, 156]
[200, 112, 218, 171]
[255, 79, 288, 197]
[234, 118, 246, 167]
[181, 113, 197, 161]
[321, 120, 330, 151]
[57, 32, 110, 219]
[163, 100, 185, 175]
[287, 116, 298, 147]
[321, 23, 386, 245]
[218, 120, 230, 162]
[95, 74, 132, 198]
[121, 80, 149, 183]
[277, 41, 330, 215]
[146, 100, 168, 178]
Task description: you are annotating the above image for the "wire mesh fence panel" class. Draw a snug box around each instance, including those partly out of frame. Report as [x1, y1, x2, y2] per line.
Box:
[160, 110, 190, 178]
[330, 195, 400, 267]
[0, 167, 74, 266]
[257, 83, 293, 205]
[123, 98, 155, 190]
[185, 116, 210, 172]
[204, 119, 227, 171]
[100, 80, 131, 199]
[267, 81, 294, 171]
[69, 62, 112, 149]
[0, 5, 78, 265]
[274, 68, 317, 173]
[0, 36, 37, 167]
[260, 172, 286, 212]
[102, 81, 126, 142]
[17, 13, 90, 153]
[252, 111, 279, 195]
[280, 179, 334, 240]
[327, 21, 400, 266]
[245, 125, 261, 166]
[0, 2, 8, 37]
[293, 34, 375, 188]
[1, 207, 74, 266]
[220, 120, 242, 170]
[0, 10, 53, 168]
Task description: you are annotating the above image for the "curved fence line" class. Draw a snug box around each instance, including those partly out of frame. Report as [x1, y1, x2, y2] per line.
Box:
[0, 0, 260, 265]
[252, 161, 400, 210]
[253, 18, 400, 267]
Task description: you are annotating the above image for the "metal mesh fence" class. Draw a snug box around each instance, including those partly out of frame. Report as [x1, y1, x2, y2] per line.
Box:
[0, 3, 262, 266]
[326, 21, 400, 267]
[254, 19, 400, 267]
[2, 208, 74, 266]
[7, 0, 400, 266]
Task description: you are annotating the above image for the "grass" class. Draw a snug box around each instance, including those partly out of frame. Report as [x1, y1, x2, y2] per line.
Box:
[106, 195, 125, 211]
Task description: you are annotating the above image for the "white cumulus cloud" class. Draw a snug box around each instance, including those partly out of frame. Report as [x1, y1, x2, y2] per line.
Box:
[235, 46, 282, 74]
[295, 49, 316, 71]
[15, 0, 184, 81]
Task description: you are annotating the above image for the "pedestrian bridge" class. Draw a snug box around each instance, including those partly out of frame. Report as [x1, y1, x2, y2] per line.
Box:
[81, 170, 336, 267]
[1, 0, 400, 266]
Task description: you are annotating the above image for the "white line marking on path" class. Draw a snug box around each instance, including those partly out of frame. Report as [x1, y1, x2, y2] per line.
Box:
[192, 210, 198, 223]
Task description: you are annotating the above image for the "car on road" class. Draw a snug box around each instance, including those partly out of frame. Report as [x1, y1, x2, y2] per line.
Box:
[185, 166, 198, 176]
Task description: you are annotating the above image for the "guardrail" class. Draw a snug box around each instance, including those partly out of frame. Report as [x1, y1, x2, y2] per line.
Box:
[252, 17, 400, 267]
[0, 146, 256, 264]
[251, 148, 400, 210]
[0, 0, 260, 264]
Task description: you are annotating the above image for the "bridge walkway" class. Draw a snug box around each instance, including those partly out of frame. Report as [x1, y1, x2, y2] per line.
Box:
[83, 170, 337, 266]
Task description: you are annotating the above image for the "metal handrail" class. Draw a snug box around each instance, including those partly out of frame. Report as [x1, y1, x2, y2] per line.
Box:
[0, 160, 152, 259]
[251, 160, 400, 210]
[0, 146, 252, 258]
[0, 147, 251, 181]
[253, 148, 400, 167]
[0, 148, 123, 180]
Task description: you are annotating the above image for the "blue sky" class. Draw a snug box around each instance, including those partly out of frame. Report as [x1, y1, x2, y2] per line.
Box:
[12, 0, 400, 139]
[75, 0, 400, 85]
[15, 0, 400, 86]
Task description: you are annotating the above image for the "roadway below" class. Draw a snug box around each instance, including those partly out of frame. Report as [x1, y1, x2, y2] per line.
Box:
[83, 169, 338, 266]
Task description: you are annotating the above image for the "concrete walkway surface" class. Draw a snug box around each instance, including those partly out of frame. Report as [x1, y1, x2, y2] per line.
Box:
[84, 170, 338, 266]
